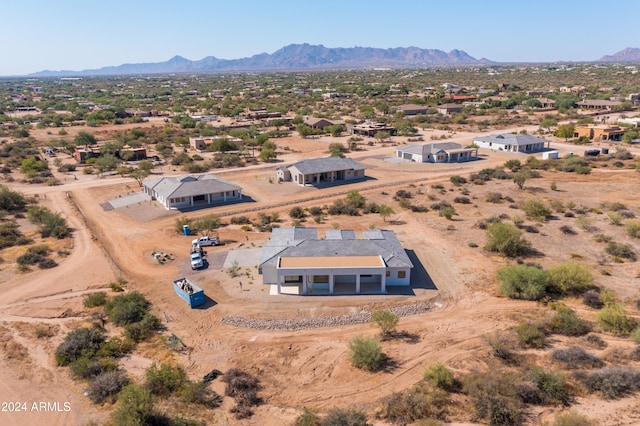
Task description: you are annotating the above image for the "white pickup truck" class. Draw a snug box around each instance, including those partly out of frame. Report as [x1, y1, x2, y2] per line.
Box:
[190, 252, 204, 270]
[191, 235, 220, 247]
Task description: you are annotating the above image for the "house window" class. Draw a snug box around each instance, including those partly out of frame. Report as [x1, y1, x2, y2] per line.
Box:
[386, 271, 390, 277]
[284, 275, 302, 283]
[313, 275, 329, 283]
[398, 271, 406, 279]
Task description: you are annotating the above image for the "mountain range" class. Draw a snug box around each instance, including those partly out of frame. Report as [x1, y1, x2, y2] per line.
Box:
[29, 44, 640, 77]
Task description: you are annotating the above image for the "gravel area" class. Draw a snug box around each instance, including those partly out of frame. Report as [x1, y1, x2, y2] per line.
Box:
[221, 301, 432, 331]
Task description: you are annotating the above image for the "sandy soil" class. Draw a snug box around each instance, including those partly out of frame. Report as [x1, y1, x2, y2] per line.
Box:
[0, 116, 639, 425]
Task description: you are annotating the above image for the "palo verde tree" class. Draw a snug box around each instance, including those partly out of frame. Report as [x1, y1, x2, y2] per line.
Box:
[371, 310, 399, 339]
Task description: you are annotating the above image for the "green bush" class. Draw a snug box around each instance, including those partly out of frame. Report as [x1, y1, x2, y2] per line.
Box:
[289, 206, 305, 219]
[547, 262, 594, 295]
[631, 326, 640, 344]
[145, 363, 188, 397]
[321, 407, 369, 426]
[179, 381, 221, 408]
[514, 322, 546, 348]
[547, 306, 592, 337]
[110, 383, 162, 426]
[498, 264, 549, 300]
[294, 407, 320, 426]
[596, 304, 637, 335]
[125, 313, 161, 342]
[463, 370, 523, 425]
[105, 292, 150, 325]
[521, 199, 552, 221]
[582, 289, 603, 309]
[530, 367, 570, 406]
[605, 242, 636, 260]
[423, 362, 455, 391]
[55, 327, 105, 366]
[450, 175, 467, 186]
[484, 222, 531, 258]
[349, 335, 384, 372]
[87, 370, 129, 404]
[371, 310, 399, 340]
[625, 221, 640, 238]
[69, 357, 118, 380]
[84, 291, 107, 308]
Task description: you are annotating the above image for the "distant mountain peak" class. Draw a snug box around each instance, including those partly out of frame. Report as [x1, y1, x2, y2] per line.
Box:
[598, 47, 640, 63]
[29, 44, 492, 77]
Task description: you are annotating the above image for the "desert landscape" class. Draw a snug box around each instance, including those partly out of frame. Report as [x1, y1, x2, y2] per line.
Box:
[1, 68, 640, 426]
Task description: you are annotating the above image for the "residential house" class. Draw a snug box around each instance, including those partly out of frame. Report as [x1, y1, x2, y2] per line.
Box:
[277, 157, 365, 186]
[395, 104, 428, 116]
[258, 227, 414, 295]
[189, 136, 242, 151]
[576, 100, 622, 111]
[121, 145, 147, 161]
[537, 98, 556, 109]
[303, 117, 345, 130]
[573, 124, 625, 141]
[74, 145, 101, 163]
[618, 117, 640, 127]
[348, 122, 396, 137]
[473, 134, 550, 153]
[143, 174, 242, 210]
[436, 103, 463, 115]
[395, 142, 478, 163]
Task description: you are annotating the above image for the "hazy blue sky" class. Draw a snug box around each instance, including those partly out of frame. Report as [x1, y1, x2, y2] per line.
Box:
[3, 0, 639, 76]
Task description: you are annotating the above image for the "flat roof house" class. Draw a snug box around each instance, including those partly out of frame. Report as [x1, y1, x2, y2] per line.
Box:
[396, 104, 428, 116]
[303, 117, 345, 130]
[277, 157, 365, 186]
[143, 174, 242, 210]
[573, 124, 625, 141]
[348, 122, 397, 137]
[436, 103, 464, 115]
[576, 100, 622, 111]
[395, 142, 478, 163]
[473, 134, 550, 153]
[259, 227, 414, 295]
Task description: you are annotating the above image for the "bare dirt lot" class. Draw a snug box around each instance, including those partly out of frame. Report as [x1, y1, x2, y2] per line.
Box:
[1, 120, 640, 425]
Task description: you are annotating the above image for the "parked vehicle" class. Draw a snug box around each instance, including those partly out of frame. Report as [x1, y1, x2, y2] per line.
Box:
[173, 277, 205, 308]
[191, 235, 220, 247]
[190, 252, 204, 270]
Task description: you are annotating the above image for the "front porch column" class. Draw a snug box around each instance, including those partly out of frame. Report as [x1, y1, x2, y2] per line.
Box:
[207, 193, 211, 204]
[329, 275, 334, 294]
[381, 272, 386, 294]
[223, 192, 227, 202]
[190, 196, 194, 206]
[277, 275, 282, 294]
[302, 275, 307, 295]
[356, 275, 361, 294]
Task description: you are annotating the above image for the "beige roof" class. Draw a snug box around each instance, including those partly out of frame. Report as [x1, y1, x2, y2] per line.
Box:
[279, 255, 384, 268]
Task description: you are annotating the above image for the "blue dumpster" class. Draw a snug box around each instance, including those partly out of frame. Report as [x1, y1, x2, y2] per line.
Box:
[183, 225, 190, 236]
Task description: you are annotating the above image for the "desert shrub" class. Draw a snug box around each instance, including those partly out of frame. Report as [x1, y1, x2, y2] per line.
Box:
[593, 233, 612, 243]
[582, 289, 603, 309]
[551, 346, 604, 369]
[583, 334, 607, 349]
[475, 214, 502, 230]
[450, 175, 467, 186]
[230, 215, 250, 225]
[382, 383, 447, 424]
[429, 200, 450, 211]
[605, 242, 636, 260]
[547, 262, 594, 295]
[423, 362, 456, 391]
[145, 363, 187, 397]
[321, 407, 369, 426]
[87, 370, 129, 404]
[55, 327, 105, 366]
[484, 222, 530, 258]
[26, 206, 68, 238]
[294, 407, 321, 426]
[110, 383, 162, 426]
[105, 292, 149, 325]
[410, 204, 429, 213]
[223, 368, 261, 419]
[553, 411, 595, 426]
[577, 367, 640, 399]
[631, 326, 640, 344]
[97, 336, 133, 359]
[453, 196, 471, 204]
[349, 335, 384, 372]
[69, 356, 118, 380]
[498, 264, 549, 301]
[485, 332, 518, 364]
[485, 192, 503, 203]
[521, 199, 552, 221]
[608, 212, 624, 226]
[84, 291, 107, 308]
[514, 322, 546, 348]
[439, 206, 456, 220]
[38, 257, 57, 269]
[547, 305, 592, 337]
[559, 225, 576, 235]
[16, 250, 43, 265]
[0, 186, 26, 211]
[463, 370, 523, 425]
[625, 221, 640, 238]
[289, 206, 305, 219]
[371, 310, 399, 340]
[530, 367, 570, 406]
[124, 313, 161, 342]
[596, 304, 637, 335]
[395, 189, 412, 199]
[308, 206, 323, 216]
